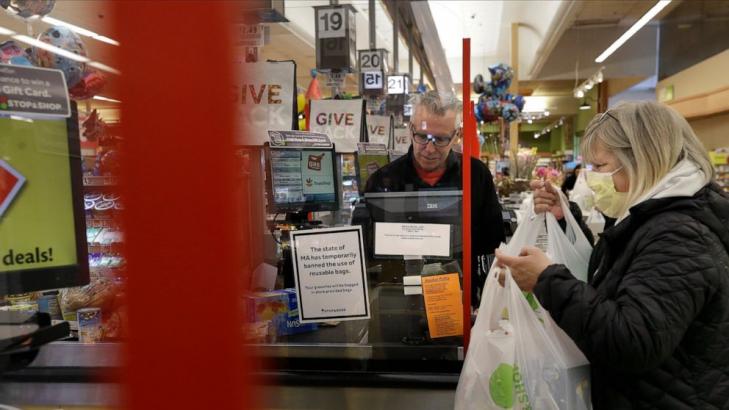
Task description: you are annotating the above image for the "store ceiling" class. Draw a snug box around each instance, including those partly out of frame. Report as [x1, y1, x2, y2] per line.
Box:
[0, 1, 120, 113]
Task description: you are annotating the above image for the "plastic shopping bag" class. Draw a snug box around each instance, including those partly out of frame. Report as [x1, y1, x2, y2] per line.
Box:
[544, 190, 593, 282]
[569, 172, 594, 214]
[455, 263, 592, 410]
[455, 199, 592, 410]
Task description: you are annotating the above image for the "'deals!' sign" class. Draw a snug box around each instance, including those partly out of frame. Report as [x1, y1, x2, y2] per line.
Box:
[290, 226, 370, 323]
[0, 64, 70, 118]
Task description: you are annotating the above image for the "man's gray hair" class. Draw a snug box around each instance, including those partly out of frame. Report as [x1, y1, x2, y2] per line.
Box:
[409, 91, 463, 129]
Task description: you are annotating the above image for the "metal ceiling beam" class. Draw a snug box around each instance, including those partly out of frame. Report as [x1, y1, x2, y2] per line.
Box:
[382, 0, 438, 90]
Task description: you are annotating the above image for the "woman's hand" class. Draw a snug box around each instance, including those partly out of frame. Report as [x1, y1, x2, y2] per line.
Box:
[530, 180, 564, 219]
[495, 247, 553, 292]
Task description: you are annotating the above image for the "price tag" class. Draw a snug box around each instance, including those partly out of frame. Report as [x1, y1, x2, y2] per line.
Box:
[363, 71, 383, 90]
[387, 75, 406, 94]
[317, 7, 346, 39]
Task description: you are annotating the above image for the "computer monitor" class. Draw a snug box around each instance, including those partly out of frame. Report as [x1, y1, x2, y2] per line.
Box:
[0, 104, 89, 295]
[364, 190, 462, 259]
[264, 144, 339, 214]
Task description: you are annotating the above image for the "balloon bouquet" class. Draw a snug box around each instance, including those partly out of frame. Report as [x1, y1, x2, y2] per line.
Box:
[0, 0, 107, 100]
[473, 63, 525, 123]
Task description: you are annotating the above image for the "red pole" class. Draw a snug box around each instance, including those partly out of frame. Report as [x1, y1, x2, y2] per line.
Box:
[462, 38, 472, 352]
[117, 2, 252, 409]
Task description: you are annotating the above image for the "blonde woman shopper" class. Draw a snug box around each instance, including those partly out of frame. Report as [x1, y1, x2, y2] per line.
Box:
[497, 101, 729, 409]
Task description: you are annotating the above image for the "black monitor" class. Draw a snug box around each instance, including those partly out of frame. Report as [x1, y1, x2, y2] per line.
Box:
[264, 144, 339, 215]
[364, 190, 462, 259]
[0, 104, 89, 295]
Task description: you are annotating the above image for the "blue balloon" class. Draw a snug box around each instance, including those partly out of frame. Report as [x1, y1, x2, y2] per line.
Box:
[502, 102, 519, 123]
[512, 95, 525, 112]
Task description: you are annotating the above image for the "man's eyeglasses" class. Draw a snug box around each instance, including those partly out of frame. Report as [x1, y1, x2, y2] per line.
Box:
[410, 125, 456, 147]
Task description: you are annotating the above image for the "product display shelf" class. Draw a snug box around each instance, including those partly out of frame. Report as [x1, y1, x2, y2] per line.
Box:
[716, 164, 729, 193]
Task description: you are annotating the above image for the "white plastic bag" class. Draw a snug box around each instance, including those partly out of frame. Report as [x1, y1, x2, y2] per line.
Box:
[455, 262, 592, 410]
[455, 201, 592, 410]
[544, 190, 593, 282]
[586, 209, 606, 237]
[569, 172, 594, 214]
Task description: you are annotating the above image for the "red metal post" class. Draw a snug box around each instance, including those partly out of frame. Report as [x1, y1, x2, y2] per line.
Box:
[462, 38, 472, 352]
[117, 2, 252, 409]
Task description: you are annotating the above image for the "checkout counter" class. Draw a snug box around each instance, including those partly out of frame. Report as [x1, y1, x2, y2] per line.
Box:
[0, 145, 517, 410]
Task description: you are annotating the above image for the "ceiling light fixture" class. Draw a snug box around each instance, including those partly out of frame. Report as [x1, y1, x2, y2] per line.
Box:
[573, 67, 605, 99]
[579, 100, 592, 110]
[595, 0, 672, 63]
[93, 95, 121, 103]
[41, 16, 120, 46]
[13, 34, 90, 63]
[544, 110, 550, 117]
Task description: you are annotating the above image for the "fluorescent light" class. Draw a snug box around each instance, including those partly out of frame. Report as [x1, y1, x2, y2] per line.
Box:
[88, 61, 121, 75]
[0, 26, 16, 36]
[93, 95, 121, 103]
[595, 0, 672, 63]
[10, 115, 33, 123]
[13, 34, 90, 63]
[42, 16, 120, 46]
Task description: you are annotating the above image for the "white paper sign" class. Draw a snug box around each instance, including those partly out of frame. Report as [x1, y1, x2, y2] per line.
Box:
[291, 226, 370, 323]
[362, 71, 384, 90]
[309, 99, 364, 153]
[235, 61, 295, 146]
[374, 222, 451, 257]
[392, 127, 411, 153]
[366, 115, 391, 146]
[317, 7, 346, 39]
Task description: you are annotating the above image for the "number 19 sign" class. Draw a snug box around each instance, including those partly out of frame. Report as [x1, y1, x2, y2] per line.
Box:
[314, 5, 356, 72]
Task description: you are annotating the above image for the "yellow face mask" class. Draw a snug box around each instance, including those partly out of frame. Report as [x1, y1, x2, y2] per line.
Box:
[586, 167, 627, 218]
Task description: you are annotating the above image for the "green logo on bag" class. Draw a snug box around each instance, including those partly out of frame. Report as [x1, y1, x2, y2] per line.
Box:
[489, 363, 514, 408]
[489, 364, 532, 409]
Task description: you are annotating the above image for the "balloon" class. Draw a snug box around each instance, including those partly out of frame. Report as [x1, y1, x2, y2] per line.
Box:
[488, 63, 514, 90]
[1, 0, 55, 18]
[69, 68, 107, 101]
[512, 95, 525, 112]
[32, 26, 87, 88]
[472, 74, 485, 94]
[416, 83, 427, 94]
[0, 40, 32, 65]
[502, 102, 520, 123]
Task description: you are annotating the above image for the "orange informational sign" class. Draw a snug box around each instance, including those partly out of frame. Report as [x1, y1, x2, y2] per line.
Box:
[422, 273, 464, 339]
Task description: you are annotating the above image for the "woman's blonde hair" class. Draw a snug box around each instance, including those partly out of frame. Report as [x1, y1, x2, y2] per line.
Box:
[581, 100, 714, 216]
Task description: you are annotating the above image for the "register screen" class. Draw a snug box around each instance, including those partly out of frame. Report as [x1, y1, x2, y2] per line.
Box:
[270, 149, 336, 205]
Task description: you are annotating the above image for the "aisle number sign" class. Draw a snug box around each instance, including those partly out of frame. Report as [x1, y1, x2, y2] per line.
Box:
[317, 8, 346, 39]
[358, 49, 388, 72]
[314, 5, 356, 72]
[387, 75, 408, 95]
[362, 72, 383, 90]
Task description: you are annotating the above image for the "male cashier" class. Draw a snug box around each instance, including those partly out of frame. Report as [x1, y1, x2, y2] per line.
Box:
[365, 91, 505, 306]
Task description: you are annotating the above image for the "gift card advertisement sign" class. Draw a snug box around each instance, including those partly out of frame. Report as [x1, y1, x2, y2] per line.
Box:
[290, 226, 369, 323]
[0, 117, 78, 272]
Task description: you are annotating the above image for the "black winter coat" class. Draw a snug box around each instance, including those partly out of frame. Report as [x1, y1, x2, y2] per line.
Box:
[364, 147, 505, 306]
[534, 183, 729, 409]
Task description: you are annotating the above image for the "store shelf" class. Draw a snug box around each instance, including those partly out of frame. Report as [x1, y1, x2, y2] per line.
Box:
[83, 175, 119, 187]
